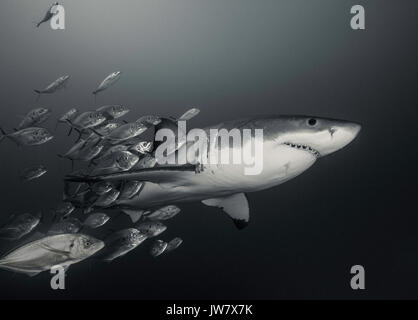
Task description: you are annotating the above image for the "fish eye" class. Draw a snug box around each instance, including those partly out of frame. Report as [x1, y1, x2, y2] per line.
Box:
[308, 118, 317, 126]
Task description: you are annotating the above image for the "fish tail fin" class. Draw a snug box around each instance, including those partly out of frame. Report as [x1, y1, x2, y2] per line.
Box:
[88, 159, 97, 168]
[34, 90, 41, 101]
[0, 127, 5, 143]
[75, 130, 83, 143]
[57, 154, 64, 158]
[65, 119, 75, 136]
[90, 128, 104, 137]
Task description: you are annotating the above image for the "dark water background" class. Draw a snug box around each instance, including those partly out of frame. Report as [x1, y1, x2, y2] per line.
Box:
[0, 0, 417, 299]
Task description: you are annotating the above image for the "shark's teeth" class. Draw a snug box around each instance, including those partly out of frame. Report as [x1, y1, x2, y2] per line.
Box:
[283, 142, 321, 157]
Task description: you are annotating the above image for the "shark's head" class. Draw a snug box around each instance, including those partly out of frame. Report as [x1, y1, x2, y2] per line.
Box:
[263, 115, 361, 158]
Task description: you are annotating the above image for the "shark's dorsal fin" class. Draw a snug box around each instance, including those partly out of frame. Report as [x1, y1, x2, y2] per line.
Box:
[202, 193, 250, 230]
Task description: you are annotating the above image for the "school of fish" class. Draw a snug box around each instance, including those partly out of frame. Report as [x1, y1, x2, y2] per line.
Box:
[0, 67, 193, 277]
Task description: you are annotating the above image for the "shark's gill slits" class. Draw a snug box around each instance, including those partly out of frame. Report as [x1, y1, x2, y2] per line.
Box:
[283, 142, 321, 158]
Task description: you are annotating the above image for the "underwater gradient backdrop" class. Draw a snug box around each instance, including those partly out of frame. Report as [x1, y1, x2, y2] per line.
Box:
[0, 0, 417, 299]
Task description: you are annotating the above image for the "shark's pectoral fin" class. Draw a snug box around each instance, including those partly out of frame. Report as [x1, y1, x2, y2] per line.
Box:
[202, 193, 249, 230]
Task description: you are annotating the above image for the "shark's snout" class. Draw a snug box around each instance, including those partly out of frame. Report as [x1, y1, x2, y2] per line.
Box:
[319, 121, 361, 156]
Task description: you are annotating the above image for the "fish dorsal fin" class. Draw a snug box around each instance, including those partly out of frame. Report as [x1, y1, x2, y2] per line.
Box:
[122, 209, 146, 223]
[0, 232, 46, 260]
[202, 193, 250, 230]
[25, 231, 46, 242]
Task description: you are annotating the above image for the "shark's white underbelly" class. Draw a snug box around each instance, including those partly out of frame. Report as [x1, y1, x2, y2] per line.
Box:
[117, 143, 317, 209]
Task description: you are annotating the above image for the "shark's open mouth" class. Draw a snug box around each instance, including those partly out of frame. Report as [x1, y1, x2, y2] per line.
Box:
[283, 142, 321, 157]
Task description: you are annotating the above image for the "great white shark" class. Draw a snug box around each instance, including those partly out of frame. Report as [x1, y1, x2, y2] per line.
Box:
[66, 115, 361, 229]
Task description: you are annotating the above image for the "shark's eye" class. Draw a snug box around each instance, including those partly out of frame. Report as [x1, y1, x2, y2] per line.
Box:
[308, 118, 317, 126]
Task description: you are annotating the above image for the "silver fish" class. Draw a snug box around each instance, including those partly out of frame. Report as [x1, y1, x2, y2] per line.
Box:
[150, 240, 168, 257]
[54, 202, 75, 219]
[69, 111, 107, 130]
[0, 233, 104, 276]
[129, 141, 153, 155]
[0, 127, 53, 146]
[178, 108, 200, 121]
[146, 205, 180, 221]
[134, 154, 157, 169]
[98, 122, 147, 142]
[93, 121, 124, 136]
[0, 213, 42, 240]
[136, 221, 167, 238]
[91, 181, 113, 195]
[58, 108, 78, 123]
[83, 213, 110, 229]
[119, 181, 144, 200]
[95, 144, 129, 164]
[17, 108, 51, 130]
[48, 218, 82, 235]
[77, 144, 104, 162]
[57, 108, 78, 130]
[60, 144, 104, 162]
[93, 189, 120, 208]
[103, 228, 147, 262]
[136, 115, 161, 126]
[58, 139, 87, 159]
[34, 75, 70, 95]
[166, 237, 183, 253]
[96, 105, 130, 120]
[20, 165, 47, 181]
[113, 151, 139, 171]
[93, 71, 122, 96]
